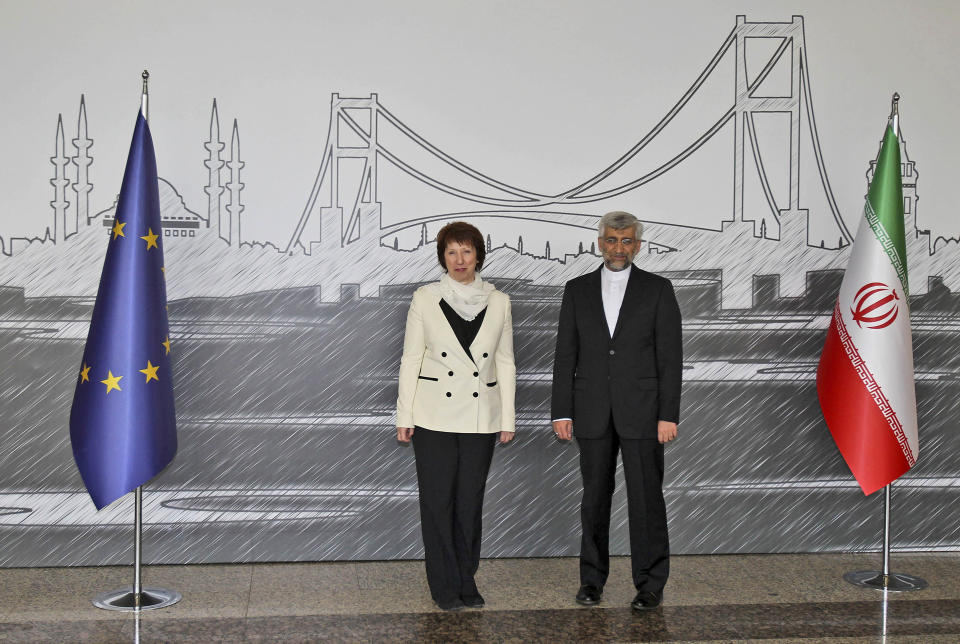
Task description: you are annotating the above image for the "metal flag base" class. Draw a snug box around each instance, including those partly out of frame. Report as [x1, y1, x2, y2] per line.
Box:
[843, 483, 929, 593]
[93, 587, 182, 611]
[843, 571, 928, 592]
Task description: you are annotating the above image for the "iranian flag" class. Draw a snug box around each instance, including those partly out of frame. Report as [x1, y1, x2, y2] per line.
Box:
[817, 114, 918, 496]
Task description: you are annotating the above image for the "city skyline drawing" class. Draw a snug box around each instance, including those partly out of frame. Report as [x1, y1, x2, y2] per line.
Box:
[0, 14, 958, 568]
[1, 17, 958, 307]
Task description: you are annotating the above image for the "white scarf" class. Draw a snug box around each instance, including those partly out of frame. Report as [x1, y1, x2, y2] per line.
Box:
[437, 272, 495, 321]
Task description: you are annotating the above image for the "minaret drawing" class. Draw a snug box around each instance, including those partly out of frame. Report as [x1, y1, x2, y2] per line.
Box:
[225, 119, 245, 247]
[865, 125, 931, 294]
[204, 99, 225, 239]
[50, 115, 70, 243]
[71, 95, 93, 229]
[867, 127, 926, 252]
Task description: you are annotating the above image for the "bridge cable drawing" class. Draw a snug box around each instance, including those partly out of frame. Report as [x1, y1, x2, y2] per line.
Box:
[284, 15, 851, 256]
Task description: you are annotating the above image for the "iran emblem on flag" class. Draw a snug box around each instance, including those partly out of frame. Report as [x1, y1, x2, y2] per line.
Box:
[816, 114, 918, 496]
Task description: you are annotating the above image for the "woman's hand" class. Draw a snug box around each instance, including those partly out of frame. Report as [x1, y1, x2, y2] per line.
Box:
[498, 431, 515, 444]
[397, 427, 414, 443]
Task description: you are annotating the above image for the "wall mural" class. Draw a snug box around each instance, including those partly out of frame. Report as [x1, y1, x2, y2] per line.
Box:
[1, 15, 958, 567]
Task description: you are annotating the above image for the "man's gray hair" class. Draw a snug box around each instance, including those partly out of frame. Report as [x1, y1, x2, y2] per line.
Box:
[598, 211, 643, 239]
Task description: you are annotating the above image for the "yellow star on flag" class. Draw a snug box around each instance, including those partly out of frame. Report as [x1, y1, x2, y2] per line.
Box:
[111, 220, 126, 240]
[79, 363, 91, 383]
[101, 371, 122, 394]
[139, 360, 160, 383]
[140, 228, 159, 250]
[162, 336, 171, 355]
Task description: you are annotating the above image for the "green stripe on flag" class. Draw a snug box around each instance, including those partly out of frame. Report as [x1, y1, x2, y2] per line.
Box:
[864, 200, 909, 298]
[866, 124, 909, 296]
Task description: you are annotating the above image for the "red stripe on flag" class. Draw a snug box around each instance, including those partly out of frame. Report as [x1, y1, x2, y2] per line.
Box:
[817, 313, 911, 495]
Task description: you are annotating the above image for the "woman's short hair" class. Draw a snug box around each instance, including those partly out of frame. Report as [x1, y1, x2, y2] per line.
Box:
[436, 221, 486, 272]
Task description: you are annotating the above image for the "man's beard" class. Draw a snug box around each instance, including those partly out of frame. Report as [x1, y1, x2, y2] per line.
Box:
[604, 256, 631, 271]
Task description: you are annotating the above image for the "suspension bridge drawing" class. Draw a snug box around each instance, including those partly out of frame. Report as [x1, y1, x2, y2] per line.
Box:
[1, 15, 959, 567]
[288, 16, 849, 250]
[0, 14, 956, 306]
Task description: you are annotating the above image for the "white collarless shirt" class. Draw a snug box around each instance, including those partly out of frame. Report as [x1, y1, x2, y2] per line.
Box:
[601, 264, 631, 337]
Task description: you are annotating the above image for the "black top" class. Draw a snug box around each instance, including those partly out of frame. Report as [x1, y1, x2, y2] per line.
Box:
[439, 299, 487, 363]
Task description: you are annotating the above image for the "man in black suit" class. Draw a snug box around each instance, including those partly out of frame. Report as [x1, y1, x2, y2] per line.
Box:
[551, 210, 682, 611]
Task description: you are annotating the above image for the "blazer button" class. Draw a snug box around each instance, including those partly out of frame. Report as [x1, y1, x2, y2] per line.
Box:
[473, 371, 478, 377]
[473, 392, 478, 397]
[448, 371, 454, 376]
[442, 352, 447, 357]
[446, 392, 452, 397]
[482, 352, 488, 358]
[609, 349, 615, 355]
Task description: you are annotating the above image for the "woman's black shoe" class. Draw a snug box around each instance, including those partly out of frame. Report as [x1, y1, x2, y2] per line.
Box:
[462, 593, 485, 608]
[436, 597, 466, 611]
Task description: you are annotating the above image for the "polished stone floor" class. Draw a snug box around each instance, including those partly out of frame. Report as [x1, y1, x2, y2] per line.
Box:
[0, 553, 958, 642]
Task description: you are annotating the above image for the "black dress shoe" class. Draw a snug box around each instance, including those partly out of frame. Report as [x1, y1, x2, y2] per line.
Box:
[575, 584, 603, 606]
[436, 597, 466, 611]
[630, 589, 663, 610]
[461, 592, 485, 608]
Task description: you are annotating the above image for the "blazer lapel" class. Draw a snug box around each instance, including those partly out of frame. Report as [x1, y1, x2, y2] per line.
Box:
[611, 265, 643, 342]
[434, 295, 477, 365]
[585, 266, 611, 339]
[468, 294, 499, 361]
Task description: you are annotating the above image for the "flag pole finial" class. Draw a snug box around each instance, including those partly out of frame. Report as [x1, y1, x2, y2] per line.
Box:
[140, 70, 149, 122]
[890, 92, 900, 135]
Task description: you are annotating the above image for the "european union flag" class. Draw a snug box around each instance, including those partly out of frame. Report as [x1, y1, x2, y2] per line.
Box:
[70, 111, 177, 510]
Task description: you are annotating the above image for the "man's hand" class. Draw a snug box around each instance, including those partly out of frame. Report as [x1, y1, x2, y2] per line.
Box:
[657, 421, 678, 444]
[553, 419, 573, 441]
[499, 431, 515, 444]
[397, 427, 414, 443]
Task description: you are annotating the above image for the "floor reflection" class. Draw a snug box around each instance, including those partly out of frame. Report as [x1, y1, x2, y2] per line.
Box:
[2, 555, 959, 642]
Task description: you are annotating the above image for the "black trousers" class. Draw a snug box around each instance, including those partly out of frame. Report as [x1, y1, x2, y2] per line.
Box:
[576, 420, 669, 592]
[412, 426, 497, 604]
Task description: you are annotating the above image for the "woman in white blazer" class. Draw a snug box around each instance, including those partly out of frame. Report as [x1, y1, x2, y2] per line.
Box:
[396, 221, 516, 611]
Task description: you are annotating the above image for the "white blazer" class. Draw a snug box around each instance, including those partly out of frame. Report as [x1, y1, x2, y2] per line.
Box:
[396, 284, 516, 434]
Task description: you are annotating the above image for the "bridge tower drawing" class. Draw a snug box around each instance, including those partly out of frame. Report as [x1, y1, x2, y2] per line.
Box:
[288, 94, 383, 256]
[729, 15, 850, 247]
[284, 16, 857, 307]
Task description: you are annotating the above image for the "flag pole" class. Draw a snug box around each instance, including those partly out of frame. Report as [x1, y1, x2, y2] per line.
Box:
[841, 93, 926, 594]
[843, 482, 927, 591]
[883, 483, 892, 580]
[132, 72, 146, 607]
[93, 70, 181, 612]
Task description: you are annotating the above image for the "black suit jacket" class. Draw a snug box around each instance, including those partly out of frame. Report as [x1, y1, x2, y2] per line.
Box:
[551, 264, 682, 439]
